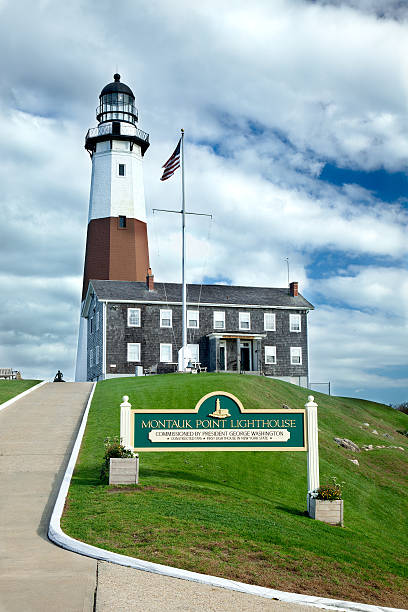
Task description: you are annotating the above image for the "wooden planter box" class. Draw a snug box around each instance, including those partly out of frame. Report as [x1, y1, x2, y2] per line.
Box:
[308, 497, 343, 527]
[109, 457, 139, 485]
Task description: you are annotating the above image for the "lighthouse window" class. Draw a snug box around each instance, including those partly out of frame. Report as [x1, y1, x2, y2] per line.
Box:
[160, 343, 172, 363]
[265, 346, 277, 365]
[127, 343, 141, 362]
[127, 308, 141, 327]
[213, 311, 225, 329]
[239, 312, 251, 330]
[119, 215, 127, 228]
[187, 310, 199, 328]
[160, 309, 172, 328]
[290, 347, 302, 365]
[118, 163, 126, 176]
[187, 344, 199, 363]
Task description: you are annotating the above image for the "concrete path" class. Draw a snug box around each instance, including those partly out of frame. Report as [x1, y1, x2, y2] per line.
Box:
[0, 382, 96, 612]
[0, 382, 316, 612]
[95, 561, 317, 612]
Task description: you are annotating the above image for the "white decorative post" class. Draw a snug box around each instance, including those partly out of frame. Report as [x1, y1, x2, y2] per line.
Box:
[305, 395, 319, 513]
[120, 395, 132, 450]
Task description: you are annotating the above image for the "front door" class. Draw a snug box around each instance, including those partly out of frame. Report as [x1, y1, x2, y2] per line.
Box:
[218, 341, 226, 371]
[240, 341, 251, 371]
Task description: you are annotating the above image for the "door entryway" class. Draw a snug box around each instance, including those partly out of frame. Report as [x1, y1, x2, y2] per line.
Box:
[240, 341, 251, 371]
[218, 341, 226, 371]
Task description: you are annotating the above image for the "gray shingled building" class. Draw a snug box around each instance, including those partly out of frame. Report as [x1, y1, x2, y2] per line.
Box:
[82, 277, 314, 385]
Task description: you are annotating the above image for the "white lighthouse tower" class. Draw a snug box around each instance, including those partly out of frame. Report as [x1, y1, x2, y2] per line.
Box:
[75, 74, 151, 381]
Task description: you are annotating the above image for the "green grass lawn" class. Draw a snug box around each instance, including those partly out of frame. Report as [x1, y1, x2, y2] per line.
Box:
[62, 373, 408, 607]
[0, 379, 41, 404]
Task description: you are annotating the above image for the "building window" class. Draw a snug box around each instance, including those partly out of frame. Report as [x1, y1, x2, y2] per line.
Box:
[187, 343, 199, 363]
[213, 311, 225, 329]
[264, 313, 276, 331]
[95, 312, 99, 332]
[187, 310, 199, 328]
[239, 312, 250, 330]
[160, 343, 172, 363]
[119, 215, 127, 228]
[290, 347, 302, 365]
[127, 308, 141, 327]
[290, 314, 301, 332]
[118, 163, 126, 176]
[160, 309, 172, 328]
[265, 346, 277, 364]
[89, 349, 93, 367]
[90, 317, 93, 333]
[127, 343, 141, 362]
[95, 345, 99, 365]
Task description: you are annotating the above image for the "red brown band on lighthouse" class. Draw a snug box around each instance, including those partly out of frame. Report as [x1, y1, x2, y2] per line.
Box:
[82, 217, 150, 300]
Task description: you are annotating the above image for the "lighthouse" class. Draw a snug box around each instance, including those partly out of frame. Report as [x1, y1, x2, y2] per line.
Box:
[75, 74, 314, 385]
[75, 74, 151, 381]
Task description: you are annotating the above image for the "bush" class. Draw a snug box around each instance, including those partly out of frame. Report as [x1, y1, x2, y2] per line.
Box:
[316, 476, 343, 500]
[394, 402, 408, 415]
[100, 436, 134, 482]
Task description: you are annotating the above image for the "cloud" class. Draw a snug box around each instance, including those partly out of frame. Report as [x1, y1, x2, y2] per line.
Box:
[0, 0, 406, 403]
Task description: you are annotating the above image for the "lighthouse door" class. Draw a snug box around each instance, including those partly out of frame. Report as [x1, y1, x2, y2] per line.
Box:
[240, 341, 251, 371]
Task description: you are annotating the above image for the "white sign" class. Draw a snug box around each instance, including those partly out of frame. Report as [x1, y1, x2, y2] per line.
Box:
[148, 428, 291, 444]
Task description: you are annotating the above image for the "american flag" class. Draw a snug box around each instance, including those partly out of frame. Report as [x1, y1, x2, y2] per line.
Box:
[160, 138, 181, 181]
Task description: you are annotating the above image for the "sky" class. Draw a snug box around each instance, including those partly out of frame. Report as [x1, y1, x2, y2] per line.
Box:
[0, 0, 407, 405]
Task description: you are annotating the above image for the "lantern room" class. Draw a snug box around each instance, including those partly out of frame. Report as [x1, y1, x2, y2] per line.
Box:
[96, 73, 138, 125]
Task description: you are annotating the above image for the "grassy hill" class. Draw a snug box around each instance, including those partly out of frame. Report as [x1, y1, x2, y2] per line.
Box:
[62, 373, 408, 607]
[0, 380, 41, 404]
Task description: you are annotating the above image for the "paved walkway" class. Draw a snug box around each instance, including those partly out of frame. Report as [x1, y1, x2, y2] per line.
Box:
[95, 562, 316, 612]
[0, 382, 316, 612]
[0, 383, 96, 612]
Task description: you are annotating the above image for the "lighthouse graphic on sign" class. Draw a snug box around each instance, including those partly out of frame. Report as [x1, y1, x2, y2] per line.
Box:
[75, 74, 151, 381]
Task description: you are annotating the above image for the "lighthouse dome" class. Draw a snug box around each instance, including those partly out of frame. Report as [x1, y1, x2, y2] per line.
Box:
[100, 74, 135, 99]
[97, 74, 138, 125]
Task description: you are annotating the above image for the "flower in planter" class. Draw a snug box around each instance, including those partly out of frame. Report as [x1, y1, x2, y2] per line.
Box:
[314, 476, 344, 500]
[100, 435, 134, 482]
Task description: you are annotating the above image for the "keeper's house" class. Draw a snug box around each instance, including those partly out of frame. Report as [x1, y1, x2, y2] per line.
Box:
[83, 276, 313, 385]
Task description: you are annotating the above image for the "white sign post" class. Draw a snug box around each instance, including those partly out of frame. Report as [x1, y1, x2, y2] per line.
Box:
[120, 395, 132, 450]
[305, 395, 320, 513]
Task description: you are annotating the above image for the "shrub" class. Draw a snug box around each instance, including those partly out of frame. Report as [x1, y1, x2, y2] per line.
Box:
[316, 476, 343, 500]
[100, 436, 134, 482]
[394, 402, 408, 415]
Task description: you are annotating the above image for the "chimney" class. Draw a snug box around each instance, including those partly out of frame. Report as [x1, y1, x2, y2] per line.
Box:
[289, 281, 298, 297]
[146, 268, 154, 291]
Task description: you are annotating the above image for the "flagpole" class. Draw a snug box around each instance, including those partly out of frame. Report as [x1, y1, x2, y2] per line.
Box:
[181, 129, 187, 370]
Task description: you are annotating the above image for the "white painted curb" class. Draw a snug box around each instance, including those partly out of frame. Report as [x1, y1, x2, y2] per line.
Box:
[0, 380, 47, 413]
[48, 383, 406, 612]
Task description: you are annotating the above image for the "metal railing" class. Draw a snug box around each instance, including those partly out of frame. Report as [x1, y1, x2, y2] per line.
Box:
[85, 124, 149, 143]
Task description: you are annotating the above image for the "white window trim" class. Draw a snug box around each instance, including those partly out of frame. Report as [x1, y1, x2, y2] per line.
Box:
[127, 342, 141, 362]
[160, 343, 173, 363]
[89, 349, 93, 367]
[187, 310, 199, 329]
[239, 312, 251, 331]
[290, 347, 302, 365]
[187, 343, 199, 363]
[264, 312, 276, 331]
[264, 346, 277, 365]
[95, 312, 99, 332]
[95, 345, 99, 365]
[127, 307, 141, 327]
[213, 311, 225, 329]
[160, 309, 172, 328]
[290, 314, 301, 332]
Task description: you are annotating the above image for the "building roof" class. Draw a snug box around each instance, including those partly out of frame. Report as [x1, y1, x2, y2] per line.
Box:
[85, 279, 314, 315]
[100, 74, 135, 99]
